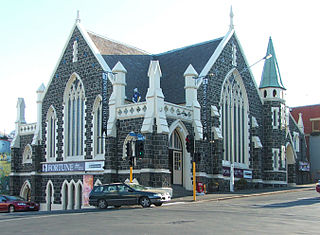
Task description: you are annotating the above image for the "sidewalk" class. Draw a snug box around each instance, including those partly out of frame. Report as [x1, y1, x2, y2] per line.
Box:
[169, 184, 315, 203]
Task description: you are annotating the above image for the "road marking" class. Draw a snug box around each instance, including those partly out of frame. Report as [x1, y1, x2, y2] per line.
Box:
[163, 202, 186, 206]
[0, 212, 89, 223]
[297, 197, 320, 201]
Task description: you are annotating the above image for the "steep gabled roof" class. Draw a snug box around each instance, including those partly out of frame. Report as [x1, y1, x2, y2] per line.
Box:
[259, 37, 285, 89]
[102, 38, 223, 104]
[88, 31, 149, 55]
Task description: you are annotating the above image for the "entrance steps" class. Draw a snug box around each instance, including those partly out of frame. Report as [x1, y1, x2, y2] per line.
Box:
[172, 184, 193, 198]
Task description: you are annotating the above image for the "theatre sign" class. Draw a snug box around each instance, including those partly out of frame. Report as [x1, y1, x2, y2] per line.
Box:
[42, 161, 104, 172]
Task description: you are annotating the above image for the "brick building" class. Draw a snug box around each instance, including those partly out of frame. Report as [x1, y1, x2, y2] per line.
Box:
[10, 11, 309, 211]
[291, 105, 320, 181]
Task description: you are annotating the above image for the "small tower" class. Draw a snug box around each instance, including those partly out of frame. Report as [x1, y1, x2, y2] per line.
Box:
[259, 37, 286, 101]
[260, 37, 288, 183]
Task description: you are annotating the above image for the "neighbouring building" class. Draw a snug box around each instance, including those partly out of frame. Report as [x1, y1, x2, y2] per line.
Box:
[291, 105, 320, 182]
[10, 9, 309, 211]
[0, 132, 12, 194]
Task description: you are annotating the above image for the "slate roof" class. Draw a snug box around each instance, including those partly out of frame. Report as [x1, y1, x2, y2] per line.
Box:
[101, 37, 223, 104]
[259, 37, 285, 89]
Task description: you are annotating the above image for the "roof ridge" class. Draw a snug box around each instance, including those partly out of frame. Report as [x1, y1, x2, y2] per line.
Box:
[290, 104, 320, 109]
[87, 30, 150, 55]
[154, 37, 224, 56]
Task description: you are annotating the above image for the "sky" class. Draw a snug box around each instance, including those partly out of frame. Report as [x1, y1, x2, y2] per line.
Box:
[0, 0, 319, 134]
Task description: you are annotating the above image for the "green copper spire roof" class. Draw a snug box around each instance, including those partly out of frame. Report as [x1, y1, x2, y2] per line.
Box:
[259, 37, 285, 89]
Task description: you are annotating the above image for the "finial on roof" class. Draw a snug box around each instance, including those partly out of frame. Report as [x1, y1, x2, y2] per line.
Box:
[298, 113, 304, 133]
[229, 6, 234, 30]
[76, 10, 81, 23]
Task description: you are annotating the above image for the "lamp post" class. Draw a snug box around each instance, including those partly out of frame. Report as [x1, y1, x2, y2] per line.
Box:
[229, 54, 272, 192]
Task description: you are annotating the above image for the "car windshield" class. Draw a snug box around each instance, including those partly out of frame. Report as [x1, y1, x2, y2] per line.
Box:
[129, 184, 148, 191]
[5, 196, 26, 201]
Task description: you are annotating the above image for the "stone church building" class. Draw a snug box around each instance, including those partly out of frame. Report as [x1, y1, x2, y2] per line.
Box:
[10, 10, 309, 210]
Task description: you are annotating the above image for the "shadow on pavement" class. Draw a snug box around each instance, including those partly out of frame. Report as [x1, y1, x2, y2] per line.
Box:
[260, 197, 320, 208]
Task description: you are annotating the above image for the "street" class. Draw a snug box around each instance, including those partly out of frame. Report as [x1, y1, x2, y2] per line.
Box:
[1, 190, 319, 235]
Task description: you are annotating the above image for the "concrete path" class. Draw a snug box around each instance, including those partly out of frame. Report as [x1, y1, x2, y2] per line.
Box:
[169, 184, 315, 204]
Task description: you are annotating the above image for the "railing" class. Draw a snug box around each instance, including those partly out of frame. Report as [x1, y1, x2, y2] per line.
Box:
[164, 102, 193, 121]
[116, 102, 148, 119]
[115, 101, 193, 122]
[20, 123, 37, 135]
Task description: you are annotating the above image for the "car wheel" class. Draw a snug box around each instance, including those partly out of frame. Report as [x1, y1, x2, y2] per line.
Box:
[139, 197, 151, 208]
[98, 199, 108, 209]
[154, 202, 162, 207]
[8, 205, 15, 213]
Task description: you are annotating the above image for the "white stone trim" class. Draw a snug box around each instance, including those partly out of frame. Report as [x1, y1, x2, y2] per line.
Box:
[198, 29, 234, 86]
[20, 180, 31, 199]
[168, 120, 192, 190]
[211, 105, 220, 117]
[252, 136, 262, 148]
[22, 144, 32, 164]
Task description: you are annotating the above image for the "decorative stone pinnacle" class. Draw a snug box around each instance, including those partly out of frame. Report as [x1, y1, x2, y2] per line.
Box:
[229, 6, 234, 30]
[76, 10, 81, 23]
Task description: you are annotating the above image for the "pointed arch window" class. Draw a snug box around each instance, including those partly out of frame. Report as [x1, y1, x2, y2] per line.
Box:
[64, 75, 85, 158]
[93, 96, 105, 158]
[169, 130, 182, 150]
[46, 106, 57, 161]
[220, 72, 249, 166]
[23, 144, 32, 164]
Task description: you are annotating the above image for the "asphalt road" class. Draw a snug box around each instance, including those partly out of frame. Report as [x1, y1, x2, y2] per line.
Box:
[1, 190, 319, 235]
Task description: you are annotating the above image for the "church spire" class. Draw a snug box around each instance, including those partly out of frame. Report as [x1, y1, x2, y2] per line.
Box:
[259, 37, 285, 89]
[229, 6, 234, 30]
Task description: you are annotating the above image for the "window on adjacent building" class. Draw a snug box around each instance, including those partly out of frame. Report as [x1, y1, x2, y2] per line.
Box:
[93, 96, 105, 158]
[312, 120, 320, 132]
[46, 106, 57, 161]
[220, 72, 249, 166]
[23, 144, 32, 164]
[64, 75, 85, 158]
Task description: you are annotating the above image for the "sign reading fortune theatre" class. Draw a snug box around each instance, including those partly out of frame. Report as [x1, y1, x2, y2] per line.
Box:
[42, 161, 105, 172]
[42, 162, 85, 172]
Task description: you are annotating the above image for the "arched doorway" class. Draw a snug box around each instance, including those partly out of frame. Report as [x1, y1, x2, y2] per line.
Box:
[286, 143, 296, 186]
[61, 181, 68, 210]
[46, 181, 54, 211]
[169, 130, 183, 185]
[20, 181, 31, 201]
[75, 182, 82, 210]
[68, 182, 75, 210]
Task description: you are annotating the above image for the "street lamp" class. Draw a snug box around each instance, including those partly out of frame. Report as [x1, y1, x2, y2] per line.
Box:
[229, 53, 272, 193]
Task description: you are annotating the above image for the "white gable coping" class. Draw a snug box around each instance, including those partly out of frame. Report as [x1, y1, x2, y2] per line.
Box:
[198, 29, 264, 105]
[42, 21, 112, 101]
[197, 29, 234, 87]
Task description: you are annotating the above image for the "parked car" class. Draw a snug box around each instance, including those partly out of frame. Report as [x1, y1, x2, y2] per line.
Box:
[89, 182, 171, 209]
[316, 180, 320, 193]
[0, 195, 39, 213]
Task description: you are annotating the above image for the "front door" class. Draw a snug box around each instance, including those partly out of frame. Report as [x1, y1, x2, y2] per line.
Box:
[173, 151, 182, 185]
